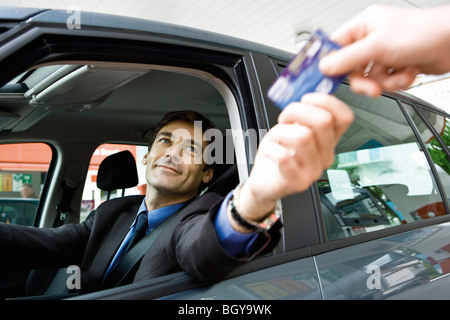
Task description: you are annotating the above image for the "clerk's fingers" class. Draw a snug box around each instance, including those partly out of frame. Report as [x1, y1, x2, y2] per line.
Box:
[319, 37, 374, 77]
[328, 5, 381, 46]
[319, 5, 382, 77]
[347, 65, 419, 97]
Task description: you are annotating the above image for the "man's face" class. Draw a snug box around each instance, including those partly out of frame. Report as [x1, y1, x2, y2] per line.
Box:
[142, 120, 213, 198]
[21, 185, 34, 198]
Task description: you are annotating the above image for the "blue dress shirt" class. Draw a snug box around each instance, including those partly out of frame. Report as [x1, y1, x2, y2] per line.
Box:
[214, 190, 260, 257]
[104, 191, 258, 278]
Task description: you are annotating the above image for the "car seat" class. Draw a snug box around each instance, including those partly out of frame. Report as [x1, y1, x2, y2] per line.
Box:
[202, 133, 239, 196]
[96, 150, 139, 200]
[24, 150, 139, 297]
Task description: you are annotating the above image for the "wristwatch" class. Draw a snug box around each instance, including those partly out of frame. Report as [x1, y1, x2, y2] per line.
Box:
[228, 183, 281, 232]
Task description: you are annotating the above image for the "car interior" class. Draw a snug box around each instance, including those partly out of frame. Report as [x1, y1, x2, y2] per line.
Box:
[0, 61, 247, 298]
[0, 61, 246, 218]
[25, 149, 139, 297]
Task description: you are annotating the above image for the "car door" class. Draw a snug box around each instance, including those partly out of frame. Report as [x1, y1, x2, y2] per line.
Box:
[147, 55, 326, 301]
[312, 85, 450, 299]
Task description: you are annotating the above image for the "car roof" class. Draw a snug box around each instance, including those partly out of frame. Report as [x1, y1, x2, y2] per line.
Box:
[0, 7, 293, 61]
[0, 7, 295, 149]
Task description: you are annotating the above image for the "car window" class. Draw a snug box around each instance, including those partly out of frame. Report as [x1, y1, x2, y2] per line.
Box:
[0, 143, 52, 226]
[81, 143, 148, 221]
[401, 103, 450, 210]
[318, 85, 448, 240]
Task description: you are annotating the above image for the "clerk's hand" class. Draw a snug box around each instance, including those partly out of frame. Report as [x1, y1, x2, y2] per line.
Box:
[319, 5, 450, 97]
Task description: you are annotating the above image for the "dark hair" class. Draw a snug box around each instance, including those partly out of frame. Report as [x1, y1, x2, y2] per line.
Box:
[148, 110, 216, 150]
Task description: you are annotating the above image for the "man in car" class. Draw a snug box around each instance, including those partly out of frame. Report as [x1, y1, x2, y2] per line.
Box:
[0, 93, 353, 294]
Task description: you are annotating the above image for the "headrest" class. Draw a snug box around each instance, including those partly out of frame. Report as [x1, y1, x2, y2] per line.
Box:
[97, 150, 139, 191]
[206, 164, 238, 196]
[202, 133, 239, 196]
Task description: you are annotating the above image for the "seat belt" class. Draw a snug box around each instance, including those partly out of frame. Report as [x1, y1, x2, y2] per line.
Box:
[53, 181, 77, 228]
[104, 212, 177, 287]
[104, 197, 198, 288]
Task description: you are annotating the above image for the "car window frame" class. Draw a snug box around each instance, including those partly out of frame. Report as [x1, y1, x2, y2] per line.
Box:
[399, 100, 450, 210]
[409, 102, 450, 159]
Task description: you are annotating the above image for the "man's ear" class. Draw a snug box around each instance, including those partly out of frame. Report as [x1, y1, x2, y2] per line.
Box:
[142, 152, 149, 165]
[202, 167, 214, 184]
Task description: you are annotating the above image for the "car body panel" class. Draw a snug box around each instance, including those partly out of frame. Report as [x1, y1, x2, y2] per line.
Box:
[160, 255, 322, 300]
[0, 7, 48, 21]
[316, 222, 450, 299]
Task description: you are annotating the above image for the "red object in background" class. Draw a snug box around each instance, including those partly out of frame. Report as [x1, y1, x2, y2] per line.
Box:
[0, 143, 52, 171]
[0, 143, 137, 172]
[137, 184, 146, 195]
[414, 201, 447, 220]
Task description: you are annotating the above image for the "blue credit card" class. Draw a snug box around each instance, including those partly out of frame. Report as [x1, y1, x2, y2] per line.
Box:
[267, 29, 347, 110]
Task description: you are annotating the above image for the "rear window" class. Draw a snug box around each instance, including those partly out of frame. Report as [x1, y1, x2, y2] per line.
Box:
[0, 143, 52, 226]
[81, 143, 148, 221]
[318, 85, 448, 240]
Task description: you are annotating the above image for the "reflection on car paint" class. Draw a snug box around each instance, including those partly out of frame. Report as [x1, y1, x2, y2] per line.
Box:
[161, 257, 322, 300]
[166, 222, 450, 300]
[316, 222, 450, 299]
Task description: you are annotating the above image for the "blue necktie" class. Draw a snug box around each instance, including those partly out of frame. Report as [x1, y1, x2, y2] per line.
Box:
[125, 211, 148, 252]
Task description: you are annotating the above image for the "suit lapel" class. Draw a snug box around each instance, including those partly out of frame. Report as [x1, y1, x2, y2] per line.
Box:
[87, 199, 141, 287]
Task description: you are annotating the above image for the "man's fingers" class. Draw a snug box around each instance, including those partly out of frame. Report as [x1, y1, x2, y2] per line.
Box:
[276, 103, 335, 166]
[262, 123, 323, 191]
[279, 93, 354, 140]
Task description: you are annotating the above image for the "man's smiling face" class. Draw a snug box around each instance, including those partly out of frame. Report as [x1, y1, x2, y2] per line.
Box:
[143, 120, 213, 200]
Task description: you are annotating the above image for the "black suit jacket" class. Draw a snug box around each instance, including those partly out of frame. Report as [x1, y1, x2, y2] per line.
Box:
[0, 191, 279, 294]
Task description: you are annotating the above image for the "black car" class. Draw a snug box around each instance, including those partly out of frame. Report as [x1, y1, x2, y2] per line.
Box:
[0, 7, 449, 301]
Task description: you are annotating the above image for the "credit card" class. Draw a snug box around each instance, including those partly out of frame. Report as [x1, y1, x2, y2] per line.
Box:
[267, 29, 347, 109]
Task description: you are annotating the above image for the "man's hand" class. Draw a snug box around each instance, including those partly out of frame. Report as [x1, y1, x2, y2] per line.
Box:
[230, 93, 354, 232]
